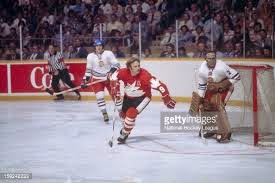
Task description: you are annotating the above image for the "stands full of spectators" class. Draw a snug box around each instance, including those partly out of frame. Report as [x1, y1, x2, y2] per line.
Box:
[0, 0, 274, 60]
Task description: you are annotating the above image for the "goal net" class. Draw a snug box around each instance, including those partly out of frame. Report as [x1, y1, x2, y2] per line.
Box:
[228, 64, 275, 146]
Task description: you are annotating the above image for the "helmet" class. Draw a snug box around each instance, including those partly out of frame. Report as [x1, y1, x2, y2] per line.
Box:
[94, 39, 104, 46]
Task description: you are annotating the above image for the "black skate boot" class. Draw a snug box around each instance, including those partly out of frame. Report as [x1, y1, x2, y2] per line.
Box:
[103, 112, 109, 123]
[54, 95, 64, 101]
[117, 129, 129, 144]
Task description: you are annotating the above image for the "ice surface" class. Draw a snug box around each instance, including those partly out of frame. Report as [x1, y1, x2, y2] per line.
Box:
[0, 101, 275, 183]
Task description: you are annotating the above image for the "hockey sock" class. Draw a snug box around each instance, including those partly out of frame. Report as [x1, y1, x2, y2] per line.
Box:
[96, 91, 107, 112]
[123, 107, 138, 134]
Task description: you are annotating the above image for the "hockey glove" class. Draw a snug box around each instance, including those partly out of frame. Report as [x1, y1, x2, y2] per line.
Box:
[81, 76, 90, 89]
[110, 80, 119, 96]
[107, 67, 118, 81]
[109, 71, 120, 97]
[162, 94, 176, 109]
[81, 79, 88, 89]
[217, 79, 232, 92]
[150, 77, 176, 109]
[207, 82, 219, 93]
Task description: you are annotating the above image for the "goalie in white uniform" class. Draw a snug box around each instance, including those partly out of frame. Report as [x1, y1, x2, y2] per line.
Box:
[189, 51, 240, 142]
[81, 39, 122, 122]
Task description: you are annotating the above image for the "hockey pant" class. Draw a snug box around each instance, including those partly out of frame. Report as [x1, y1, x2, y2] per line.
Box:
[121, 96, 151, 134]
[51, 69, 80, 98]
[92, 78, 122, 113]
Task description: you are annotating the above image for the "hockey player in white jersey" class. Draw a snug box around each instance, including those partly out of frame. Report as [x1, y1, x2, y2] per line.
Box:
[189, 51, 240, 142]
[81, 39, 122, 122]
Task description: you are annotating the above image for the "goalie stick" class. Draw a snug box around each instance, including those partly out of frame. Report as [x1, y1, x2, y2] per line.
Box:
[43, 79, 106, 96]
[194, 66, 207, 144]
[224, 85, 234, 105]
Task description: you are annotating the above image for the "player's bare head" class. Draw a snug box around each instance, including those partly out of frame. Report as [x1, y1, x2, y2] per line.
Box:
[94, 39, 104, 53]
[48, 45, 55, 55]
[126, 57, 140, 69]
[126, 57, 141, 76]
[205, 51, 216, 68]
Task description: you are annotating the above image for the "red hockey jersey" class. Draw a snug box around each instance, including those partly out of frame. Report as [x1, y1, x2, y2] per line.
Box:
[116, 68, 169, 98]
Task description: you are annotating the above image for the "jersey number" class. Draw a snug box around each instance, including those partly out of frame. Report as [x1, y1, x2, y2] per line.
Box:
[159, 86, 166, 93]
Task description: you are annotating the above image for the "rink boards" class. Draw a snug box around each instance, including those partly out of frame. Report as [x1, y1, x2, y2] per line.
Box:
[0, 58, 275, 105]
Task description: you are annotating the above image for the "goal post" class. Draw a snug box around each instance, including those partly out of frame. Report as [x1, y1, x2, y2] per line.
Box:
[229, 64, 275, 146]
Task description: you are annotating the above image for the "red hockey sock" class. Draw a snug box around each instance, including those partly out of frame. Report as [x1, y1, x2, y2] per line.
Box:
[123, 107, 138, 134]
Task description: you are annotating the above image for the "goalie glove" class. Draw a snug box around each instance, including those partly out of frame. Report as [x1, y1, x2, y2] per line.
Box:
[217, 79, 232, 92]
[151, 77, 176, 109]
[207, 82, 219, 93]
[207, 79, 232, 93]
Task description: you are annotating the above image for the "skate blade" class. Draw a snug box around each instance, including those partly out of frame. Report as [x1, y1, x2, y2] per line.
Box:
[117, 141, 126, 145]
[108, 140, 113, 147]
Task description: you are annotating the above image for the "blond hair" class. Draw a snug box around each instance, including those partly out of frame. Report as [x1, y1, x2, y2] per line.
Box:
[126, 57, 140, 69]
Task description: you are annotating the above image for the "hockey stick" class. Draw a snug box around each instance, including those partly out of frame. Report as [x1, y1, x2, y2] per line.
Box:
[199, 108, 208, 145]
[108, 97, 117, 148]
[48, 79, 106, 96]
[194, 66, 207, 144]
[224, 85, 234, 106]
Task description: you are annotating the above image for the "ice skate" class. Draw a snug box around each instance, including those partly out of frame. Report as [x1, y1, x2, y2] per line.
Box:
[103, 112, 109, 123]
[216, 133, 232, 143]
[117, 129, 129, 144]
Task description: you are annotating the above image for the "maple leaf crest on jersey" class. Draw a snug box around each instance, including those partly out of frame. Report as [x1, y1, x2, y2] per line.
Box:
[125, 81, 145, 97]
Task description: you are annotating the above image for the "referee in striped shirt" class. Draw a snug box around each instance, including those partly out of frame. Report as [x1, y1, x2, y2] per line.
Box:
[46, 44, 81, 100]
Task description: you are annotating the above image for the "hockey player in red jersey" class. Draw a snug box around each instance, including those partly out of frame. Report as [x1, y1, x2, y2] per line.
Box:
[110, 57, 176, 143]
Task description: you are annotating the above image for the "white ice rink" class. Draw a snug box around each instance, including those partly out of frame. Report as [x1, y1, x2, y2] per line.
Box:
[0, 101, 275, 183]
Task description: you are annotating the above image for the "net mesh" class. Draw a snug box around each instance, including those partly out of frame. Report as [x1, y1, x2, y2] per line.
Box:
[229, 64, 275, 146]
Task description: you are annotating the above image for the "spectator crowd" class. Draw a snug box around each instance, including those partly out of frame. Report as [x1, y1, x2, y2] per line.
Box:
[0, 0, 274, 60]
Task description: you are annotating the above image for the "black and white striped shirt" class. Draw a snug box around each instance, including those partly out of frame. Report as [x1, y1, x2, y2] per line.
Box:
[45, 51, 66, 72]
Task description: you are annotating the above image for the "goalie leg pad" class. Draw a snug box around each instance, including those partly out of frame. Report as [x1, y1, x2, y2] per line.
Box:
[200, 93, 222, 137]
[200, 110, 218, 137]
[189, 92, 202, 116]
[209, 93, 231, 142]
[216, 106, 231, 142]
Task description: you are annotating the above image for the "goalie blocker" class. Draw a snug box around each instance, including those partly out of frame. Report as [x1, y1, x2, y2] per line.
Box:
[189, 51, 240, 143]
[110, 57, 176, 144]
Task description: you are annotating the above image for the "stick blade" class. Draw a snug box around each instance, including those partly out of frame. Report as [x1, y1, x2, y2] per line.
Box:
[108, 140, 113, 147]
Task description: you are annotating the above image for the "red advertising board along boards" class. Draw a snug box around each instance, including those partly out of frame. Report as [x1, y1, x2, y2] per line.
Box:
[0, 65, 8, 93]
[10, 63, 88, 93]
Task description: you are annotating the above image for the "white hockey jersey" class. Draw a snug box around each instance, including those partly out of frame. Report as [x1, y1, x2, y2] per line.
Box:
[84, 50, 120, 80]
[198, 60, 240, 97]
